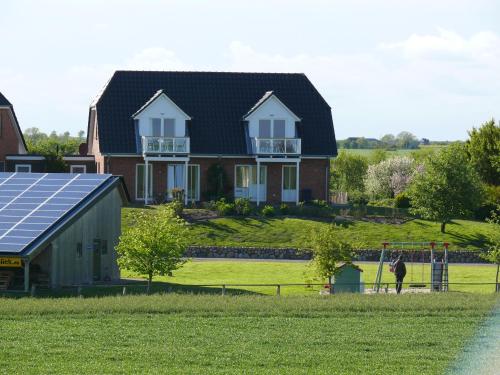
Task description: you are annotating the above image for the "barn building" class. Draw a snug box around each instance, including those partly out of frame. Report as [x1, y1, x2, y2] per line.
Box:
[0, 173, 128, 292]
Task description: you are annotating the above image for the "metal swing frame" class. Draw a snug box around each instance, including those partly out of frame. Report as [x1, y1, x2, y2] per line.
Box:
[373, 241, 449, 293]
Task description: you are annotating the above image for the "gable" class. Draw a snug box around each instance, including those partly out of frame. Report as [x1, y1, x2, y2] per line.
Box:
[93, 71, 337, 156]
[0, 107, 27, 156]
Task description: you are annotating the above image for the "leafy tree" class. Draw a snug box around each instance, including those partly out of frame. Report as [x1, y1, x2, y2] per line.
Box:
[408, 143, 483, 233]
[116, 204, 188, 292]
[396, 131, 419, 149]
[310, 225, 356, 293]
[330, 150, 368, 193]
[482, 205, 500, 292]
[365, 156, 418, 198]
[24, 127, 84, 172]
[380, 134, 396, 148]
[466, 119, 500, 185]
[204, 163, 230, 200]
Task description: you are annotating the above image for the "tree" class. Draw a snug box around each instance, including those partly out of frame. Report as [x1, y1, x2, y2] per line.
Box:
[116, 204, 188, 292]
[396, 131, 419, 149]
[408, 143, 483, 233]
[365, 156, 418, 198]
[310, 225, 356, 293]
[330, 150, 368, 193]
[380, 134, 396, 148]
[482, 205, 500, 292]
[466, 119, 500, 185]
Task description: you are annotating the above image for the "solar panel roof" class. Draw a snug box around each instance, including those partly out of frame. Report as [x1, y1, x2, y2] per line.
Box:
[0, 173, 111, 254]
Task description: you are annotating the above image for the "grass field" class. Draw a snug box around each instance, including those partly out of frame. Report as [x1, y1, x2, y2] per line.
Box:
[123, 260, 498, 295]
[0, 293, 496, 374]
[174, 216, 494, 250]
[340, 145, 445, 159]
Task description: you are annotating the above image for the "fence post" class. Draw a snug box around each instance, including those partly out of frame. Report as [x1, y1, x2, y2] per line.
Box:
[30, 284, 36, 297]
[122, 286, 127, 296]
[222, 284, 226, 296]
[276, 285, 281, 296]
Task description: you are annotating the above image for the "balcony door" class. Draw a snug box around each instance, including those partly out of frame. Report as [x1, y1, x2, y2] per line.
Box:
[235, 165, 266, 202]
[167, 164, 185, 199]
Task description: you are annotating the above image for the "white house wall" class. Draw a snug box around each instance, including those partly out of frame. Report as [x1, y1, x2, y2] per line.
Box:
[135, 95, 188, 137]
[247, 96, 297, 138]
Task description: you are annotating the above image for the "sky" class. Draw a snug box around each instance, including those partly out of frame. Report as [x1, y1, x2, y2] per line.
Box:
[0, 0, 499, 141]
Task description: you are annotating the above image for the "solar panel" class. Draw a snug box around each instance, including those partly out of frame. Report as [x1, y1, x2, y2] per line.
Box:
[0, 173, 111, 254]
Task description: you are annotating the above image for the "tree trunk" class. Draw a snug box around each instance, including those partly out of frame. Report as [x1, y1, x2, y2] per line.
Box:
[440, 222, 446, 233]
[147, 273, 152, 295]
[329, 275, 333, 295]
[496, 264, 499, 293]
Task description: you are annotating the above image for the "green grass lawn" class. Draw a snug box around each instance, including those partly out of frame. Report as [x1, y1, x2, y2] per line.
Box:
[179, 216, 495, 250]
[122, 260, 498, 295]
[0, 293, 496, 374]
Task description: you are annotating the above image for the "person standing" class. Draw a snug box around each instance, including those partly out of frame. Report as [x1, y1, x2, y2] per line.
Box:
[392, 254, 407, 294]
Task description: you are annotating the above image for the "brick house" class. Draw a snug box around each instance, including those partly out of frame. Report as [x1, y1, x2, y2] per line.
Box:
[80, 71, 337, 204]
[0, 92, 32, 172]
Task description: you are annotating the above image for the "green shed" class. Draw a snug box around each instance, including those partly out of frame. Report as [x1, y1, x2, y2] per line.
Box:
[333, 263, 363, 293]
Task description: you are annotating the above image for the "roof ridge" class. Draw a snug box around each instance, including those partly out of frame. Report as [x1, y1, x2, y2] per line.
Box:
[113, 70, 306, 75]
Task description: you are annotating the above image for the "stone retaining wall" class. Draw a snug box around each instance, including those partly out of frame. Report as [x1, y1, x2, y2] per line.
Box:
[185, 246, 488, 263]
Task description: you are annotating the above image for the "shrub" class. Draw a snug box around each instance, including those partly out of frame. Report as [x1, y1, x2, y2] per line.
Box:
[234, 198, 252, 216]
[214, 198, 235, 216]
[279, 203, 289, 215]
[394, 193, 411, 208]
[311, 199, 329, 208]
[348, 191, 369, 206]
[169, 200, 184, 217]
[261, 205, 275, 217]
[368, 198, 395, 208]
[170, 188, 184, 203]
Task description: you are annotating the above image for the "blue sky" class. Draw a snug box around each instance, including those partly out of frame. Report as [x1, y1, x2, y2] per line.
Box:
[1, 0, 499, 140]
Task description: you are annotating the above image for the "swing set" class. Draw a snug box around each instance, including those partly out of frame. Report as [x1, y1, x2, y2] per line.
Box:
[373, 242, 449, 293]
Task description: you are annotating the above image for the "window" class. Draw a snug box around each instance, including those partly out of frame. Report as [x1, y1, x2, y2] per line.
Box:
[70, 165, 86, 174]
[235, 165, 267, 201]
[259, 120, 271, 138]
[15, 164, 31, 173]
[187, 165, 200, 201]
[283, 165, 297, 190]
[152, 118, 162, 137]
[76, 243, 83, 258]
[273, 120, 286, 138]
[236, 165, 250, 188]
[0, 162, 4, 172]
[258, 119, 286, 138]
[136, 164, 153, 200]
[164, 119, 175, 137]
[167, 164, 185, 198]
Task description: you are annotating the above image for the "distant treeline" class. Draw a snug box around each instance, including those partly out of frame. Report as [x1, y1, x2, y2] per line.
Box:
[337, 132, 454, 150]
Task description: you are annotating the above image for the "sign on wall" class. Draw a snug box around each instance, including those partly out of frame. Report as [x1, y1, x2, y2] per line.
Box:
[0, 257, 22, 268]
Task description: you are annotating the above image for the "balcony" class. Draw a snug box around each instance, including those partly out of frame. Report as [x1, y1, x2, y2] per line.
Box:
[253, 138, 301, 155]
[142, 136, 190, 154]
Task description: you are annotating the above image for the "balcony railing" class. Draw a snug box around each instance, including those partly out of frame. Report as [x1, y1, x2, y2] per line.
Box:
[142, 136, 190, 154]
[253, 138, 301, 155]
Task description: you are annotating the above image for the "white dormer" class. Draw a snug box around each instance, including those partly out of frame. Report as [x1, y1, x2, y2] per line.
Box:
[244, 92, 301, 155]
[133, 90, 191, 138]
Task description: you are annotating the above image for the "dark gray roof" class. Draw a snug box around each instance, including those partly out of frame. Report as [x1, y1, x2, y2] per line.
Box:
[0, 91, 27, 152]
[92, 71, 337, 156]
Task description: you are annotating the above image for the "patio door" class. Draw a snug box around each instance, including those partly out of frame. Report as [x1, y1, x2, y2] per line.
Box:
[167, 164, 185, 199]
[282, 165, 297, 202]
[235, 165, 266, 201]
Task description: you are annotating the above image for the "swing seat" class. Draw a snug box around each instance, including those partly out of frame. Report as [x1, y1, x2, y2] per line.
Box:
[408, 283, 427, 288]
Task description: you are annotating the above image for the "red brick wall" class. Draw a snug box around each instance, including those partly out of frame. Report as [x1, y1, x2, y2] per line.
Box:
[0, 109, 23, 162]
[106, 156, 329, 203]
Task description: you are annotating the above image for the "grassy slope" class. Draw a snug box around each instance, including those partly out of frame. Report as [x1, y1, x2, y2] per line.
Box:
[0, 294, 496, 374]
[123, 260, 498, 294]
[181, 216, 495, 250]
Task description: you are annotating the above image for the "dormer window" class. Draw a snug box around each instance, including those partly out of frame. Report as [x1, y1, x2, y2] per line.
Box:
[258, 119, 286, 139]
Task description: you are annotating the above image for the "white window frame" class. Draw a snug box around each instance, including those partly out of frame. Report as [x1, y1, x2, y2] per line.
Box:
[258, 118, 287, 138]
[282, 165, 297, 202]
[150, 118, 176, 137]
[15, 164, 31, 173]
[135, 163, 153, 201]
[70, 165, 87, 174]
[187, 164, 200, 202]
[234, 164, 267, 201]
